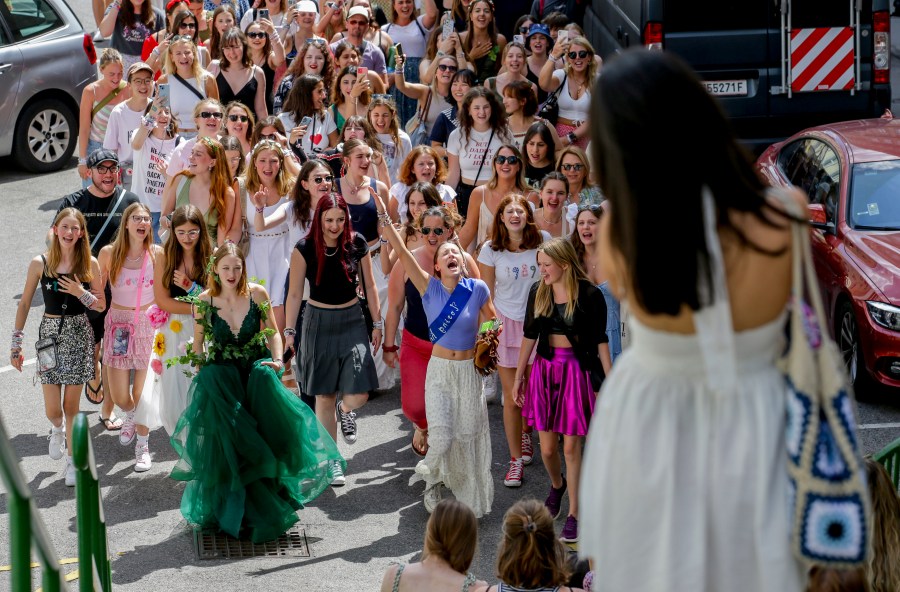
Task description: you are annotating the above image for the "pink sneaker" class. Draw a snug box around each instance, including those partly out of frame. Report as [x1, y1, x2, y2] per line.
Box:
[520, 432, 533, 465]
[119, 414, 136, 446]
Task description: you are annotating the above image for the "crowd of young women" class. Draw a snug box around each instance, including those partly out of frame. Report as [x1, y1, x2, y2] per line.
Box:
[14, 0, 618, 548]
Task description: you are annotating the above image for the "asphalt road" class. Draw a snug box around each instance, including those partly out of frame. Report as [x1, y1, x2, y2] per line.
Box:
[0, 5, 898, 591]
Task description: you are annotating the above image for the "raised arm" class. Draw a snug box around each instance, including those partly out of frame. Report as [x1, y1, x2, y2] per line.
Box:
[420, 0, 439, 29]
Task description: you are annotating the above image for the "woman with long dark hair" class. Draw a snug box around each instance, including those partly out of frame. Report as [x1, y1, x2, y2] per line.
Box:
[136, 204, 212, 435]
[445, 86, 512, 217]
[532, 172, 570, 238]
[523, 121, 557, 189]
[458, 0, 506, 85]
[579, 49, 806, 590]
[209, 27, 268, 121]
[170, 242, 343, 543]
[245, 18, 287, 115]
[273, 39, 336, 116]
[428, 68, 476, 159]
[99, 0, 165, 70]
[284, 194, 381, 486]
[279, 73, 340, 154]
[12, 209, 105, 487]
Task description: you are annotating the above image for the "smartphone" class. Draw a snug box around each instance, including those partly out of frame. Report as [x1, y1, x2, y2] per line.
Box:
[299, 115, 313, 127]
[258, 8, 269, 20]
[513, 34, 524, 45]
[282, 346, 295, 366]
[394, 43, 404, 58]
[157, 83, 170, 106]
[357, 66, 368, 78]
[557, 29, 568, 43]
[288, 0, 297, 6]
[479, 318, 501, 333]
[442, 17, 454, 40]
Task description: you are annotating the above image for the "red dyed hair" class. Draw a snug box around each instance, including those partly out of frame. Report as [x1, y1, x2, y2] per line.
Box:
[308, 193, 357, 285]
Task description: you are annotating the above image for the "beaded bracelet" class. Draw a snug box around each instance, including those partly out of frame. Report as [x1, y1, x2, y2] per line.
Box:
[79, 291, 98, 308]
[283, 327, 297, 337]
[142, 115, 157, 130]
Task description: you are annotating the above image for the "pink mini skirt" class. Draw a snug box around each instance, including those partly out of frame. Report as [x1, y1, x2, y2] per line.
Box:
[103, 308, 154, 370]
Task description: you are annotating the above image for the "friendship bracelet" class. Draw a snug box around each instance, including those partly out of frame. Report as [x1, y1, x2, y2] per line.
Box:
[283, 327, 297, 337]
[142, 115, 157, 130]
[188, 282, 203, 297]
[79, 291, 98, 308]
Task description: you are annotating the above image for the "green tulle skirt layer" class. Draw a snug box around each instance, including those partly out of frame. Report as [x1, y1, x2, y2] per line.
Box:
[170, 359, 344, 543]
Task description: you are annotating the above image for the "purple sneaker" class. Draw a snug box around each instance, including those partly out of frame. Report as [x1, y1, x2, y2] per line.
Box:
[544, 477, 567, 519]
[560, 515, 578, 542]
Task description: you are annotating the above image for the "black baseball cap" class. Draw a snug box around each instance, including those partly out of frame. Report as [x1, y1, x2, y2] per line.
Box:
[86, 148, 119, 169]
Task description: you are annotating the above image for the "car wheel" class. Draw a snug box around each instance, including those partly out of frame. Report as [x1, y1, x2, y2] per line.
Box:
[838, 301, 875, 395]
[13, 99, 77, 174]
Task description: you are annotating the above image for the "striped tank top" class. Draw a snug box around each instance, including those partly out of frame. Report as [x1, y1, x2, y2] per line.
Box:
[89, 90, 119, 143]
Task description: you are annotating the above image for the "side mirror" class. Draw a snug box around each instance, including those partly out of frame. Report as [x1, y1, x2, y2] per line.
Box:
[808, 203, 835, 233]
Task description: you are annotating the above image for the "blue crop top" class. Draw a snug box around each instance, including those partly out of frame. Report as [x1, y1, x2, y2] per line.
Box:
[422, 276, 489, 351]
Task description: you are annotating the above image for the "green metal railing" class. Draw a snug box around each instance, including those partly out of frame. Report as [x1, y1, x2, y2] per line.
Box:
[874, 435, 900, 493]
[71, 412, 112, 592]
[0, 413, 65, 592]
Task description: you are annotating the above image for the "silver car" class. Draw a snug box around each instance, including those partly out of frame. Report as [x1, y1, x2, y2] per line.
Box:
[0, 0, 97, 172]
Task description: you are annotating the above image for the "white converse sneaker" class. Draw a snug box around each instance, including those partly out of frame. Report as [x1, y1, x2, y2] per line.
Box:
[119, 413, 136, 446]
[64, 457, 76, 487]
[48, 426, 65, 460]
[134, 441, 151, 472]
[329, 460, 346, 487]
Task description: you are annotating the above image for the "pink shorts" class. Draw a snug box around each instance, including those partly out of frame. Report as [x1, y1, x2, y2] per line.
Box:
[497, 311, 536, 369]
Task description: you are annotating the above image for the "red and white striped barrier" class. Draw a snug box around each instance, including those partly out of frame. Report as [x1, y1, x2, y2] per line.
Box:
[790, 27, 855, 92]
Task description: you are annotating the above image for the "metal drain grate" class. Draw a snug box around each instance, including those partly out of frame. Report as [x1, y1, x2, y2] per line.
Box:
[194, 525, 310, 559]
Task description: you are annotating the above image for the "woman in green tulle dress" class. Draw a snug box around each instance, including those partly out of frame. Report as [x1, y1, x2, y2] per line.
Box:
[169, 242, 345, 543]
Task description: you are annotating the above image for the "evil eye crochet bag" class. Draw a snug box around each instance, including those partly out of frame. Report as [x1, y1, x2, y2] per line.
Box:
[778, 189, 871, 569]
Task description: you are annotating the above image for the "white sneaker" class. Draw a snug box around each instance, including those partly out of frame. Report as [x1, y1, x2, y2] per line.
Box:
[483, 374, 499, 403]
[329, 460, 346, 487]
[423, 482, 443, 513]
[48, 426, 65, 460]
[134, 441, 151, 472]
[64, 457, 76, 487]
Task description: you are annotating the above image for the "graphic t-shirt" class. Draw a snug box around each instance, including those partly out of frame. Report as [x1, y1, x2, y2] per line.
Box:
[103, 102, 144, 164]
[447, 126, 504, 183]
[110, 9, 165, 58]
[131, 135, 178, 212]
[476, 232, 551, 321]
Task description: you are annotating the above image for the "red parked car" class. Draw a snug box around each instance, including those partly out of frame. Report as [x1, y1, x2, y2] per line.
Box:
[756, 115, 900, 392]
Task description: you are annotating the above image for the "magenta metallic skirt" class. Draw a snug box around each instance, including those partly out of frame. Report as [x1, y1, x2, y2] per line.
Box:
[522, 347, 595, 436]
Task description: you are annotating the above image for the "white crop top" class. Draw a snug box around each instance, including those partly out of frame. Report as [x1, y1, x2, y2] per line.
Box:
[553, 70, 592, 122]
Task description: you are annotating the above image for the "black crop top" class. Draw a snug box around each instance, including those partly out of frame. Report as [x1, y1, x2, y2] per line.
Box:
[296, 233, 368, 305]
[523, 280, 608, 386]
[40, 259, 90, 316]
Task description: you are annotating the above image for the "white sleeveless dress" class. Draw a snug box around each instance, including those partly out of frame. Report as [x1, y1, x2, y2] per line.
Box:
[579, 191, 806, 591]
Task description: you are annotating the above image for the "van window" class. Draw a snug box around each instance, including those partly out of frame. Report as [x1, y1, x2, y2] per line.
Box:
[663, 0, 772, 32]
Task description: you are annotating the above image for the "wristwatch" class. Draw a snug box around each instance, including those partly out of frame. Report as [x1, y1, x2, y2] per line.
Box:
[372, 320, 384, 330]
[382, 344, 399, 353]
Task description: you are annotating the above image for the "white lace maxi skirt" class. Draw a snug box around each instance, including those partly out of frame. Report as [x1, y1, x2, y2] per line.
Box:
[134, 313, 195, 434]
[411, 357, 493, 518]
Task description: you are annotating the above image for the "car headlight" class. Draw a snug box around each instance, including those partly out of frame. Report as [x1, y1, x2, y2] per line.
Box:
[866, 301, 900, 331]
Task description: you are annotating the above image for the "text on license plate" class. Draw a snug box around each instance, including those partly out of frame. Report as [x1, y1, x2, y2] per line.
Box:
[703, 80, 748, 96]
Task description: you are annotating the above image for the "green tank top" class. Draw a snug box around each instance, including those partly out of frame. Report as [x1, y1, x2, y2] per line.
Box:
[175, 175, 219, 245]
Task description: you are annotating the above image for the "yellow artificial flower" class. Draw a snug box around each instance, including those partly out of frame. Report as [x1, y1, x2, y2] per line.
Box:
[170, 319, 183, 333]
[153, 333, 166, 356]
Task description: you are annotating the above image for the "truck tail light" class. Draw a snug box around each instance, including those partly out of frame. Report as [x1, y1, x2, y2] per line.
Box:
[874, 10, 889, 85]
[643, 21, 663, 51]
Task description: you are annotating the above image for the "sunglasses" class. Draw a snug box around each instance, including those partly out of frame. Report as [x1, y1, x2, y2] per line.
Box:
[420, 226, 446, 236]
[94, 164, 119, 173]
[200, 111, 224, 119]
[171, 34, 194, 42]
[519, 26, 529, 33]
[246, 31, 267, 39]
[175, 229, 201, 238]
[260, 133, 276, 140]
[131, 215, 152, 223]
[578, 203, 602, 213]
[311, 175, 334, 184]
[179, 22, 197, 29]
[561, 163, 584, 171]
[567, 50, 590, 59]
[228, 114, 249, 122]
[496, 155, 519, 165]
[437, 64, 457, 72]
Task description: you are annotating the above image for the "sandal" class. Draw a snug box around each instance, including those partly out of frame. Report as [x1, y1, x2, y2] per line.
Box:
[412, 427, 428, 457]
[84, 380, 104, 404]
[99, 415, 123, 431]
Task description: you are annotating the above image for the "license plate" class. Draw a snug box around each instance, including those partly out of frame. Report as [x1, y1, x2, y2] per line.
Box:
[703, 80, 748, 96]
